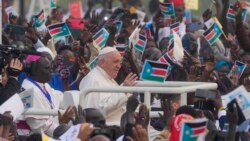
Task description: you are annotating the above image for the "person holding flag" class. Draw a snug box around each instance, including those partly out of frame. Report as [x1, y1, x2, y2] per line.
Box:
[235, 1, 250, 53]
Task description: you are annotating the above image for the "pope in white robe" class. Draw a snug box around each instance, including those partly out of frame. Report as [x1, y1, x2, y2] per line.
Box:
[79, 47, 137, 125]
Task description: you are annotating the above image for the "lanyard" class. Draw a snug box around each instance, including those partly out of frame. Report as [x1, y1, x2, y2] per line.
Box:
[27, 77, 53, 108]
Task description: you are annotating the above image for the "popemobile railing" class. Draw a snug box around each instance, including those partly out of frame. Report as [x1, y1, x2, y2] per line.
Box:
[23, 81, 218, 118]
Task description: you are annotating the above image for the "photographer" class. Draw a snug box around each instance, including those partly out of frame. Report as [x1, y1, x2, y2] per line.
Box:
[0, 58, 23, 105]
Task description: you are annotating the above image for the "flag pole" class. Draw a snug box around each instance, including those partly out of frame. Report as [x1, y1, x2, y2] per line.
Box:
[221, 29, 228, 40]
[70, 34, 75, 42]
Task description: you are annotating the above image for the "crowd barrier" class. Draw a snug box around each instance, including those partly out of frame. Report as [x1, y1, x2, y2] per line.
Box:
[23, 81, 218, 118]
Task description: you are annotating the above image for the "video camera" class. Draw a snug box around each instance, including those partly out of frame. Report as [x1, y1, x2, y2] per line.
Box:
[194, 89, 217, 112]
[0, 44, 42, 74]
[90, 125, 121, 140]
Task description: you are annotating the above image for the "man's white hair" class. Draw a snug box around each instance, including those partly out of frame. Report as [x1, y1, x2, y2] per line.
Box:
[98, 46, 118, 56]
[97, 46, 118, 64]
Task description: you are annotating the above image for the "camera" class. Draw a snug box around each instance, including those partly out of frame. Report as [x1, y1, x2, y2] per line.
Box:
[90, 125, 121, 140]
[0, 45, 42, 74]
[0, 45, 24, 74]
[194, 89, 217, 112]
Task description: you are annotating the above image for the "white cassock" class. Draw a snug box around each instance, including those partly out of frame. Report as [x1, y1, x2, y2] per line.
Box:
[79, 66, 129, 125]
[21, 78, 63, 136]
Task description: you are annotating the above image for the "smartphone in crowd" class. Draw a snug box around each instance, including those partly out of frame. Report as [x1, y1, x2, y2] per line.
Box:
[228, 61, 247, 78]
[235, 61, 247, 77]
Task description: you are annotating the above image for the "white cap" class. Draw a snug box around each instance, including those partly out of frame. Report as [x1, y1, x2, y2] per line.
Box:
[37, 47, 55, 60]
[98, 46, 118, 56]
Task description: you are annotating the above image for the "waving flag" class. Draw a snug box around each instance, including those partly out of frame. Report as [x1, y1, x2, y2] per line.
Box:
[141, 60, 169, 82]
[33, 10, 45, 28]
[159, 2, 175, 16]
[167, 40, 174, 58]
[158, 53, 173, 77]
[226, 5, 248, 22]
[50, 0, 57, 9]
[145, 22, 154, 39]
[159, 52, 179, 66]
[89, 57, 98, 70]
[133, 34, 147, 53]
[159, 54, 170, 64]
[226, 5, 236, 20]
[170, 22, 180, 34]
[180, 118, 208, 141]
[203, 22, 222, 45]
[47, 22, 71, 39]
[129, 28, 147, 54]
[92, 28, 110, 49]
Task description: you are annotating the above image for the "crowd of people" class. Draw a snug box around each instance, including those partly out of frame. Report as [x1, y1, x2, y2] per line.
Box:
[1, 0, 250, 140]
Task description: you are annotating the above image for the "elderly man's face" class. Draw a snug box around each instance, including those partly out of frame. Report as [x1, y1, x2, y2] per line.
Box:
[101, 51, 122, 79]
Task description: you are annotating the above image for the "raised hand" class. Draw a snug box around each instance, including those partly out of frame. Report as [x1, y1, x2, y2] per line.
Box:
[77, 123, 94, 141]
[58, 106, 75, 124]
[1, 112, 13, 139]
[126, 125, 149, 141]
[72, 105, 86, 125]
[126, 20, 141, 35]
[158, 99, 174, 130]
[135, 104, 149, 129]
[188, 66, 199, 81]
[204, 61, 215, 72]
[7, 58, 23, 79]
[77, 56, 90, 77]
[80, 28, 93, 44]
[227, 102, 238, 127]
[123, 73, 138, 86]
[25, 22, 39, 44]
[71, 41, 81, 52]
[233, 1, 242, 18]
[226, 102, 238, 141]
[227, 33, 237, 45]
